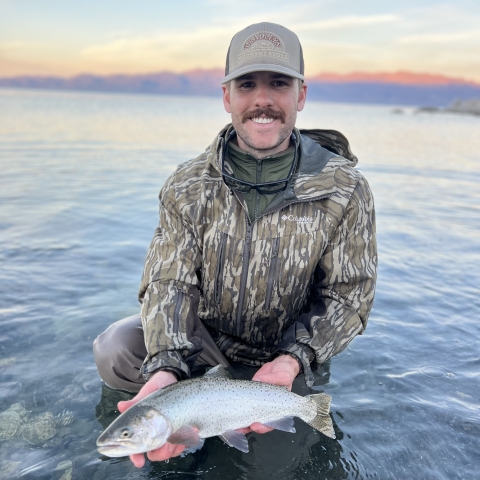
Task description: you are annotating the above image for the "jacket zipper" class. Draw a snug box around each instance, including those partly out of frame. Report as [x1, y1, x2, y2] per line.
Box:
[173, 289, 184, 332]
[264, 237, 280, 311]
[235, 222, 252, 338]
[229, 189, 252, 338]
[233, 193, 333, 337]
[214, 231, 227, 306]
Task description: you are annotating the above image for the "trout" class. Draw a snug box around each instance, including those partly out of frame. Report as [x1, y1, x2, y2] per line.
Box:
[97, 365, 335, 457]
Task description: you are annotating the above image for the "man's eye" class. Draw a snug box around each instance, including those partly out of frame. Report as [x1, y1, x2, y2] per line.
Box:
[273, 81, 288, 87]
[240, 82, 255, 88]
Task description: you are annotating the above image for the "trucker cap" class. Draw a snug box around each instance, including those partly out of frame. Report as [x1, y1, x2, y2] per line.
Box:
[222, 22, 305, 84]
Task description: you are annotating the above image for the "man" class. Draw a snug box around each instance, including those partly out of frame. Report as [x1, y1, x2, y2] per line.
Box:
[94, 22, 377, 467]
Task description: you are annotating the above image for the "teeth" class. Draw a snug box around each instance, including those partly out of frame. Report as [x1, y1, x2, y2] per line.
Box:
[252, 117, 274, 124]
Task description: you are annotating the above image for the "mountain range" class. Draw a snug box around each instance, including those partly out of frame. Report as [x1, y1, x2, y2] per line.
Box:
[1, 69, 479, 107]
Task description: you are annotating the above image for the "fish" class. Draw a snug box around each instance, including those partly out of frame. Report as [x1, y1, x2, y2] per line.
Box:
[96, 365, 335, 457]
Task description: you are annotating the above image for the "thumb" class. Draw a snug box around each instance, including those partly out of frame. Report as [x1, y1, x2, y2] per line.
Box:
[118, 398, 137, 413]
[118, 371, 178, 413]
[252, 372, 275, 384]
[251, 364, 269, 383]
[117, 379, 160, 413]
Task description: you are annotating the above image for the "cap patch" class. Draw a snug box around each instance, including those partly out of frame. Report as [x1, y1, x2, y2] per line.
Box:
[238, 31, 289, 65]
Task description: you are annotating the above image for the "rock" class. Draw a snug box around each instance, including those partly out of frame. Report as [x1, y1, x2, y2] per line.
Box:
[447, 98, 480, 115]
[56, 460, 73, 471]
[57, 459, 73, 479]
[416, 98, 480, 116]
[59, 468, 73, 480]
[0, 403, 74, 446]
[416, 106, 439, 113]
[21, 410, 74, 446]
[21, 412, 58, 445]
[0, 403, 29, 440]
[0, 460, 20, 479]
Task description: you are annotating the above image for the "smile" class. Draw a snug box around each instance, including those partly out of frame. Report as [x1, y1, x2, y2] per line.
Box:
[252, 117, 274, 124]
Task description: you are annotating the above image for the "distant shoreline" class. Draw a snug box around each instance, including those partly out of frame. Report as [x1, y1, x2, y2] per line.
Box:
[2, 71, 480, 108]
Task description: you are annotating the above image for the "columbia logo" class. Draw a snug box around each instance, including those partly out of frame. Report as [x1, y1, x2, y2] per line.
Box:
[281, 214, 314, 224]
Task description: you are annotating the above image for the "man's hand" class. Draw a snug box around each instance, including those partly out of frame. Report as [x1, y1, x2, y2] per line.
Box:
[117, 370, 189, 468]
[252, 354, 300, 391]
[237, 354, 300, 435]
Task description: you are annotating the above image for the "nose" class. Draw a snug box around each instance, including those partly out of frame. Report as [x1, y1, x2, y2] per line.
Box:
[254, 83, 273, 107]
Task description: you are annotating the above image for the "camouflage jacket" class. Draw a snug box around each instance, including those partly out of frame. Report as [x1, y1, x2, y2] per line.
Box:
[139, 125, 377, 387]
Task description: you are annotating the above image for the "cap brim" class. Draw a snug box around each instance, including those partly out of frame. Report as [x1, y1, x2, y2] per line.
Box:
[221, 64, 304, 84]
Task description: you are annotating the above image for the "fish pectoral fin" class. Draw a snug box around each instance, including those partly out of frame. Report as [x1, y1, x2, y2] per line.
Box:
[219, 430, 249, 453]
[262, 416, 296, 433]
[203, 364, 234, 380]
[167, 425, 201, 447]
[182, 438, 205, 456]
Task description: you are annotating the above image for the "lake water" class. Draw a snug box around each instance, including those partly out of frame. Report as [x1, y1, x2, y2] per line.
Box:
[0, 88, 479, 480]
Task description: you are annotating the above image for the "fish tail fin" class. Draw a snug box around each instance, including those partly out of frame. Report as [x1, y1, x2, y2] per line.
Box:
[305, 393, 336, 439]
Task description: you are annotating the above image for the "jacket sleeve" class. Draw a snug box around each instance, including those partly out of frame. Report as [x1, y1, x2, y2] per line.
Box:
[138, 173, 203, 381]
[274, 174, 377, 387]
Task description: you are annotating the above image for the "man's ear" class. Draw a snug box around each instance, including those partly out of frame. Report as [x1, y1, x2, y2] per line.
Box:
[297, 82, 307, 112]
[222, 84, 232, 113]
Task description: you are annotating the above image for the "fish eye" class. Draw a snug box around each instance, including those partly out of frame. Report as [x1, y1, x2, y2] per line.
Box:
[120, 428, 131, 438]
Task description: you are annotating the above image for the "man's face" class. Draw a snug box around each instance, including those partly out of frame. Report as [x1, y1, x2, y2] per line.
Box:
[222, 71, 307, 158]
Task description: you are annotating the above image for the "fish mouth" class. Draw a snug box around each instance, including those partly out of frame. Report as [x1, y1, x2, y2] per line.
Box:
[97, 444, 135, 457]
[97, 440, 138, 456]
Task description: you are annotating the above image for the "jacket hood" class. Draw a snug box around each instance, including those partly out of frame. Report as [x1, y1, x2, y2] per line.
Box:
[299, 129, 358, 166]
[209, 124, 359, 208]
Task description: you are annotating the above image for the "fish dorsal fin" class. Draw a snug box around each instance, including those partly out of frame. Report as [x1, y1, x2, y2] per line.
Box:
[203, 364, 234, 380]
[219, 430, 249, 453]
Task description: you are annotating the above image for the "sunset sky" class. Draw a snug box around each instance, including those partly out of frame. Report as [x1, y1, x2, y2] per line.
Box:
[1, 0, 480, 81]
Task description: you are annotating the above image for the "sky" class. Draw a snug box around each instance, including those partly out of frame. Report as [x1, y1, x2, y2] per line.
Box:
[1, 0, 480, 81]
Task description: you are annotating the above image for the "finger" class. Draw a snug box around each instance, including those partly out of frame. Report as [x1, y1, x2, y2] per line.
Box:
[171, 444, 186, 457]
[253, 371, 293, 389]
[129, 453, 145, 468]
[118, 399, 135, 413]
[146, 444, 172, 462]
[147, 443, 186, 462]
[118, 381, 160, 412]
[251, 365, 268, 381]
[249, 422, 274, 434]
[252, 372, 278, 384]
[252, 373, 267, 382]
[236, 427, 252, 434]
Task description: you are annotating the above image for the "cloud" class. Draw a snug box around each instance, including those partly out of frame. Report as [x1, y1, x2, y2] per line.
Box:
[78, 13, 402, 73]
[80, 26, 234, 73]
[293, 14, 401, 32]
[398, 30, 480, 44]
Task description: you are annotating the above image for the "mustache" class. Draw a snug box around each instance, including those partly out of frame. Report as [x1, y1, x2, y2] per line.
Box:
[242, 108, 285, 123]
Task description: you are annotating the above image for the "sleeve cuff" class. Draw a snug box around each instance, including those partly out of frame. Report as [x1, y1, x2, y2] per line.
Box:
[141, 351, 191, 382]
[272, 343, 316, 388]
